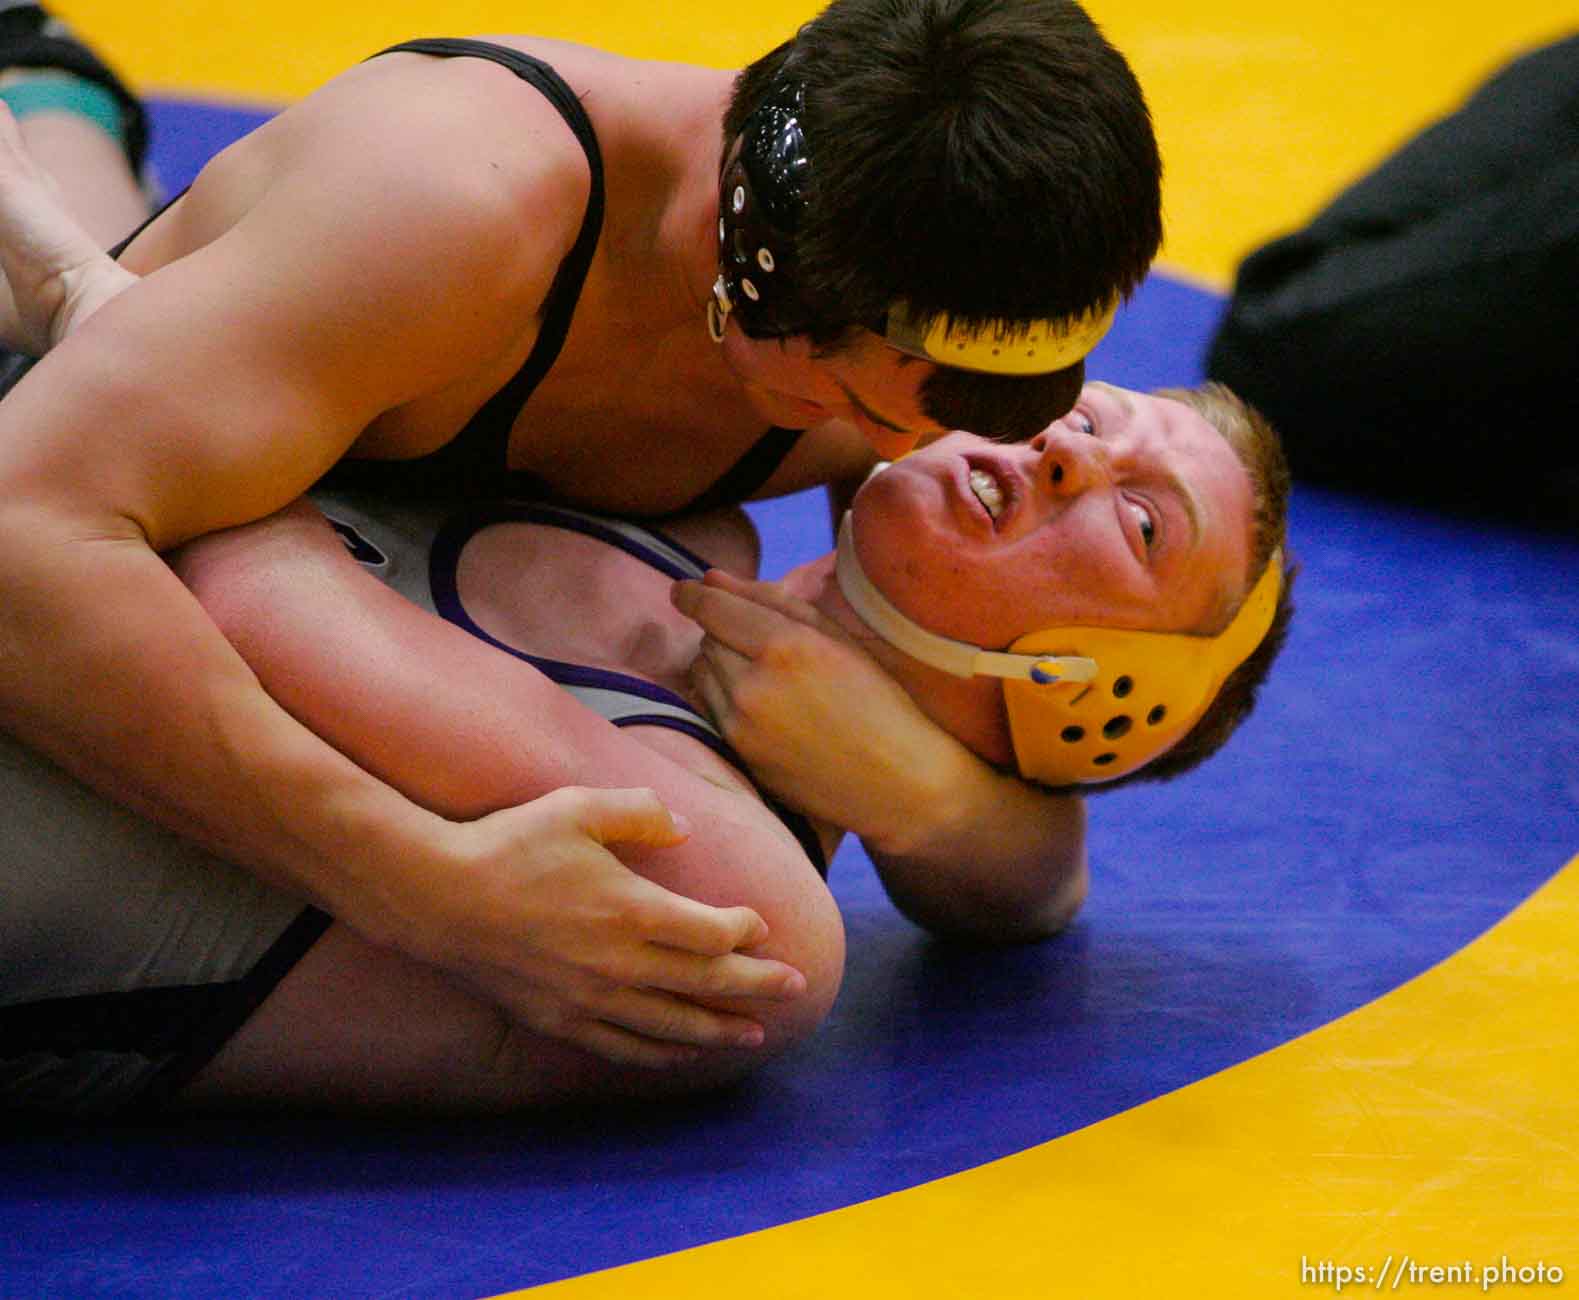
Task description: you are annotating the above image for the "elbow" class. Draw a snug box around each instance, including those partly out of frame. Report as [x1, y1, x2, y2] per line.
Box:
[628, 824, 847, 1083]
[1015, 864, 1089, 938]
[886, 860, 1089, 946]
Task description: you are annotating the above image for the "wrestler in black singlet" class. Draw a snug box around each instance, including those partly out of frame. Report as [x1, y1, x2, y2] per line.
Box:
[322, 39, 807, 514]
[0, 39, 807, 510]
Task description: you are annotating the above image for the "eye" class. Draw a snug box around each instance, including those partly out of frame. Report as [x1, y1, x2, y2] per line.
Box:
[1128, 499, 1156, 549]
[1076, 412, 1095, 436]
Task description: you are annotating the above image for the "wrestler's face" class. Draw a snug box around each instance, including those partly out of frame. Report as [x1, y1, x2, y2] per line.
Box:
[838, 383, 1255, 766]
[718, 320, 947, 461]
[852, 383, 1256, 648]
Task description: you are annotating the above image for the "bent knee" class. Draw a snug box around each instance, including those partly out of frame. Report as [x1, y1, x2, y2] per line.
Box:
[718, 864, 845, 1062]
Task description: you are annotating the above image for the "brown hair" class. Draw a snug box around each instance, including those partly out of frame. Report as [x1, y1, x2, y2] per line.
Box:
[725, 0, 1163, 438]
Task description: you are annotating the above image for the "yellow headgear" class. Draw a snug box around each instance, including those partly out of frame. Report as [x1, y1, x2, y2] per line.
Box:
[881, 298, 1119, 377]
[835, 514, 1282, 786]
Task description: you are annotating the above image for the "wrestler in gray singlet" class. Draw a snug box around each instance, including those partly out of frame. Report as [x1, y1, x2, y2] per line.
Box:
[1, 488, 820, 1117]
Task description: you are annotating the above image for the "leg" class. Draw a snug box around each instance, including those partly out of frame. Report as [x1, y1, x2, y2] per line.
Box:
[0, 3, 149, 347]
[179, 799, 843, 1112]
[7, 105, 146, 246]
[1, 716, 841, 1117]
[179, 922, 801, 1113]
[0, 100, 138, 352]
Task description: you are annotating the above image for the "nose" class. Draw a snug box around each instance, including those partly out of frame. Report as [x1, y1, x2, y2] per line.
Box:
[1029, 422, 1109, 495]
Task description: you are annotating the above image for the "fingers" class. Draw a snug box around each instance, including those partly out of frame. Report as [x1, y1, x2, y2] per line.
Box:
[554, 783, 691, 849]
[686, 637, 736, 731]
[618, 867, 777, 960]
[495, 960, 794, 1069]
[523, 784, 806, 987]
[565, 1020, 708, 1070]
[699, 566, 812, 611]
[689, 627, 752, 691]
[506, 993, 753, 1070]
[632, 935, 807, 1002]
[508, 980, 771, 1061]
[441, 782, 821, 1069]
[584, 985, 769, 1050]
[670, 572, 832, 655]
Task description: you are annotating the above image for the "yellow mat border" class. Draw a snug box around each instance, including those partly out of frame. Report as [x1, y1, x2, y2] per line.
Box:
[505, 854, 1579, 1298]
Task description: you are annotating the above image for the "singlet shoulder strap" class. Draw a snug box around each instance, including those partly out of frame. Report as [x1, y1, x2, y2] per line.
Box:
[424, 501, 829, 877]
[678, 426, 807, 516]
[115, 37, 605, 445]
[375, 39, 606, 451]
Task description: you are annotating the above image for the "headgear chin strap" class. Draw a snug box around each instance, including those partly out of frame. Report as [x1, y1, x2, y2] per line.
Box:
[710, 78, 1118, 377]
[834, 513, 1283, 786]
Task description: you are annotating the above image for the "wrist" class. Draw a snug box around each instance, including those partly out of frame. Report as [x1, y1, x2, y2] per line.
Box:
[265, 764, 456, 953]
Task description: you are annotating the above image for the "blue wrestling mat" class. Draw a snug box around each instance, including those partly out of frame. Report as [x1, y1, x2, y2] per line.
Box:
[3, 19, 1577, 1296]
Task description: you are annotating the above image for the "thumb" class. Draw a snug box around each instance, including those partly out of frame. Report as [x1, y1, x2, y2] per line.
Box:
[569, 786, 692, 849]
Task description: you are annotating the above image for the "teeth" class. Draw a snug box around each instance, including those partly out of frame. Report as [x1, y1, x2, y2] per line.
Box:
[968, 469, 1004, 519]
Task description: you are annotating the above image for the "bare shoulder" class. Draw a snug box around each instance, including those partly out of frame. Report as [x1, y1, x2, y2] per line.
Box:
[385, 55, 592, 220]
[658, 507, 762, 580]
[186, 45, 598, 271]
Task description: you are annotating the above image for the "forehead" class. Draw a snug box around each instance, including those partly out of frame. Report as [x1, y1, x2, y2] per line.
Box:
[1135, 390, 1256, 619]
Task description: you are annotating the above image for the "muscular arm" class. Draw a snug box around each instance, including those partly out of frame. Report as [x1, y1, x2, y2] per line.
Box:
[0, 74, 568, 862]
[860, 758, 1088, 943]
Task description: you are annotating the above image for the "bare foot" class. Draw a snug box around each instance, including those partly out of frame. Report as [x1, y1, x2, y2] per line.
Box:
[0, 101, 137, 353]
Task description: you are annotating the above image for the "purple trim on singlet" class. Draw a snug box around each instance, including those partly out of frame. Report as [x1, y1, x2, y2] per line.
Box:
[425, 502, 828, 877]
[481, 503, 717, 580]
[427, 506, 725, 753]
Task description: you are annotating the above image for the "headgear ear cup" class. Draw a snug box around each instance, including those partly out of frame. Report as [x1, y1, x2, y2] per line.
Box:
[1002, 554, 1282, 784]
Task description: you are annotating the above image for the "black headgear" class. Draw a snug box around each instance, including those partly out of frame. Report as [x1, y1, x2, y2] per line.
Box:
[709, 78, 821, 341]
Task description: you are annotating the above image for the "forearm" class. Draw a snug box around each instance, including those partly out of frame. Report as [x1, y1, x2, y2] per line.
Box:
[674, 567, 1087, 939]
[0, 510, 445, 933]
[861, 749, 1088, 943]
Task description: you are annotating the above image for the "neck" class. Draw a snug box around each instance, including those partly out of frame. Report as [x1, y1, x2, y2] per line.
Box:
[783, 553, 1016, 769]
[657, 81, 732, 331]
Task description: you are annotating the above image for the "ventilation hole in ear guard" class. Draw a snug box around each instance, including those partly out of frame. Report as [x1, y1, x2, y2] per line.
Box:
[1103, 716, 1132, 739]
[1093, 753, 1118, 766]
[1112, 676, 1134, 698]
[1147, 705, 1167, 726]
[1060, 726, 1085, 743]
[732, 229, 750, 264]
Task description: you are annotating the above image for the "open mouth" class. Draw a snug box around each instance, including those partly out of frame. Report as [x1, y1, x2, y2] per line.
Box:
[967, 467, 1006, 521]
